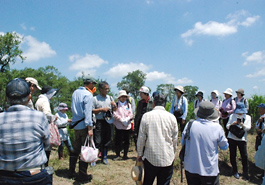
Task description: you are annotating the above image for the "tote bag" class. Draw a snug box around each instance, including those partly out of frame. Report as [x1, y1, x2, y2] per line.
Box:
[49, 121, 61, 147]
[80, 136, 99, 163]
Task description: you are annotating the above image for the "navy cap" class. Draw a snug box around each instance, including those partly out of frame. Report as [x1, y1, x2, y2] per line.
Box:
[6, 78, 30, 99]
[257, 103, 265, 109]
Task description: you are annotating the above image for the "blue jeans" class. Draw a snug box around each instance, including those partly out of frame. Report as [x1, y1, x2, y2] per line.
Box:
[0, 169, 52, 185]
[58, 137, 74, 154]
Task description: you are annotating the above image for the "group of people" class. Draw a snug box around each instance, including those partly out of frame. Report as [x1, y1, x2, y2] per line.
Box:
[1, 76, 265, 185]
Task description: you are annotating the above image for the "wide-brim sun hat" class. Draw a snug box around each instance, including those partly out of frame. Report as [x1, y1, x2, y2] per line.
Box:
[234, 102, 247, 114]
[118, 90, 129, 99]
[223, 88, 233, 96]
[194, 101, 220, 121]
[131, 160, 144, 185]
[174, 86, 184, 93]
[58, 103, 68, 111]
[236, 88, 245, 96]
[211, 90, 219, 97]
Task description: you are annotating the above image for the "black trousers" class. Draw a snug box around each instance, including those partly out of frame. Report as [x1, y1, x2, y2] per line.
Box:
[185, 171, 219, 185]
[228, 138, 248, 176]
[177, 118, 185, 133]
[143, 159, 173, 185]
[222, 117, 229, 137]
[93, 119, 112, 152]
[114, 128, 130, 156]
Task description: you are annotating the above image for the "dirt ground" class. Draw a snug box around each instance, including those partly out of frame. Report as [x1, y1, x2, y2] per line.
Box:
[50, 134, 263, 185]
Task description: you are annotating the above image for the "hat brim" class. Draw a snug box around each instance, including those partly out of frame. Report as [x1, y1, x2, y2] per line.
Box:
[36, 85, 42, 90]
[234, 109, 247, 114]
[195, 108, 220, 121]
[118, 94, 129, 99]
[223, 91, 232, 96]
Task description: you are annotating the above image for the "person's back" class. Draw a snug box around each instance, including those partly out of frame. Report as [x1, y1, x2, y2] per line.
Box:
[0, 106, 49, 170]
[0, 78, 52, 185]
[183, 119, 226, 175]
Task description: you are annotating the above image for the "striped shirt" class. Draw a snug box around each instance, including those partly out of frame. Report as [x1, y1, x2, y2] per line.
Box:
[0, 105, 50, 171]
[137, 106, 178, 167]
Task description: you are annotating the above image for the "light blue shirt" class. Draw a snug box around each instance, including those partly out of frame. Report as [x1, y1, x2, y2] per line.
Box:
[181, 118, 228, 176]
[170, 95, 188, 120]
[71, 87, 93, 130]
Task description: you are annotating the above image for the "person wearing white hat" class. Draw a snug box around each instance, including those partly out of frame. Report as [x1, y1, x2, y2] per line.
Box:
[220, 88, 236, 137]
[170, 86, 188, 133]
[210, 90, 222, 110]
[55, 103, 73, 160]
[134, 86, 153, 150]
[25, 77, 42, 109]
[113, 90, 134, 160]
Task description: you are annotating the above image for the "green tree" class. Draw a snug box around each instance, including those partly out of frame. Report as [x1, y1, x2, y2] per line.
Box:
[0, 32, 25, 72]
[156, 84, 175, 102]
[184, 85, 199, 103]
[117, 70, 146, 99]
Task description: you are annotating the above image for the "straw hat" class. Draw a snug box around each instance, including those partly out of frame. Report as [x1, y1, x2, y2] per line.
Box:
[131, 161, 144, 185]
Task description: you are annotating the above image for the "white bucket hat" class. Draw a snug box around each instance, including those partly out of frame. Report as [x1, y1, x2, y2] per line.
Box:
[223, 88, 233, 96]
[174, 86, 184, 93]
[118, 90, 129, 99]
[211, 90, 219, 97]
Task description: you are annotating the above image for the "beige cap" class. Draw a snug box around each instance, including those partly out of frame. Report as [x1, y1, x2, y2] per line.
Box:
[25, 77, 42, 90]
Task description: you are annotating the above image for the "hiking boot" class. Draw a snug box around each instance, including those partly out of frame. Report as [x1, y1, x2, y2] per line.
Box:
[68, 171, 77, 179]
[242, 175, 249, 181]
[76, 174, 93, 183]
[122, 156, 129, 160]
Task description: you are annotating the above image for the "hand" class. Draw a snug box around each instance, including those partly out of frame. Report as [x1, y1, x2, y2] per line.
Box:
[137, 156, 142, 161]
[101, 107, 110, 112]
[232, 121, 238, 125]
[111, 101, 117, 108]
[182, 120, 186, 125]
[68, 119, 72, 122]
[88, 129, 93, 137]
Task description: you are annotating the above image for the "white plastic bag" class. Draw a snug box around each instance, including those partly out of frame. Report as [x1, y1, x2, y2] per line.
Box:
[80, 136, 98, 163]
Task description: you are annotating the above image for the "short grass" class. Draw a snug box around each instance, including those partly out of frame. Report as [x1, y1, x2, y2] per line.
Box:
[50, 134, 263, 185]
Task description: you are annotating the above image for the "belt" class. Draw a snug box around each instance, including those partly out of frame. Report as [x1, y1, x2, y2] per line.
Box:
[15, 165, 45, 175]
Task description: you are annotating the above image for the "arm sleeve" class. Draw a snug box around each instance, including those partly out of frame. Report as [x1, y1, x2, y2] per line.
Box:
[84, 94, 93, 127]
[242, 115, 251, 131]
[55, 113, 69, 127]
[170, 97, 175, 114]
[181, 97, 188, 120]
[137, 114, 147, 156]
[218, 126, 229, 150]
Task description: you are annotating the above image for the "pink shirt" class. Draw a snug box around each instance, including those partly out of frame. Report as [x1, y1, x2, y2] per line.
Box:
[113, 101, 133, 130]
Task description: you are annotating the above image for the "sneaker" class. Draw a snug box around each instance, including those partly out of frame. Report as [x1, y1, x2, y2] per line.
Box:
[76, 174, 93, 183]
[91, 161, 96, 167]
[233, 172, 240, 179]
[103, 158, 109, 165]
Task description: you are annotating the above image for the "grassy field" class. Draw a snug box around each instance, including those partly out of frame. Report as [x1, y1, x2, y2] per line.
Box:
[50, 134, 263, 185]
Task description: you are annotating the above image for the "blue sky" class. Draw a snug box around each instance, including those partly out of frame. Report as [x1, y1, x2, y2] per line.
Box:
[1, 0, 264, 99]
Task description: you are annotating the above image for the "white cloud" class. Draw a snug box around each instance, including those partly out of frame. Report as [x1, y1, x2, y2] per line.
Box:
[253, 85, 258, 90]
[69, 54, 108, 71]
[246, 67, 265, 78]
[105, 62, 151, 77]
[242, 51, 265, 66]
[20, 23, 27, 30]
[182, 10, 259, 46]
[22, 35, 56, 62]
[146, 71, 176, 84]
[0, 32, 4, 36]
[175, 77, 193, 84]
